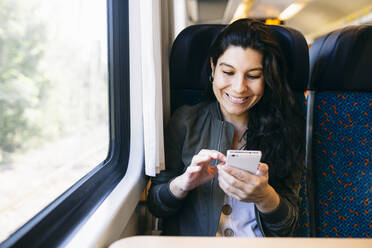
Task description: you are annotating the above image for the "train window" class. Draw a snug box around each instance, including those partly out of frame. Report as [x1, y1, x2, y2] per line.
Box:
[0, 0, 130, 246]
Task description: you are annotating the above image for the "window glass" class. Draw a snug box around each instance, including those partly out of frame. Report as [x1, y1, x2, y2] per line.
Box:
[0, 0, 108, 242]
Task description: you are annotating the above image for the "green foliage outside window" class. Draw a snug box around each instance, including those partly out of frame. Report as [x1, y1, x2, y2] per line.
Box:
[0, 0, 108, 165]
[0, 1, 49, 162]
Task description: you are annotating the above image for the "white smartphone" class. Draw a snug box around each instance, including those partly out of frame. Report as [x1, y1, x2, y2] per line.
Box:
[226, 150, 262, 174]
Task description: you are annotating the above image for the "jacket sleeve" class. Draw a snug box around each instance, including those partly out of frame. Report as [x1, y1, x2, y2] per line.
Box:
[257, 166, 302, 237]
[147, 107, 188, 217]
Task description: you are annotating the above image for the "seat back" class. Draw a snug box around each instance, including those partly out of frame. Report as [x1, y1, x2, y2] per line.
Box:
[308, 25, 372, 237]
[169, 23, 311, 236]
[169, 24, 224, 112]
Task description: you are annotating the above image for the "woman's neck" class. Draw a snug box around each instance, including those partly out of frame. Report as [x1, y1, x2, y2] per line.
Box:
[231, 126, 248, 149]
[221, 110, 249, 131]
[220, 110, 249, 150]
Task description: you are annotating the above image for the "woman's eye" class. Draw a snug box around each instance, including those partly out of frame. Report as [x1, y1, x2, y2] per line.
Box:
[247, 75, 262, 79]
[223, 71, 234, 75]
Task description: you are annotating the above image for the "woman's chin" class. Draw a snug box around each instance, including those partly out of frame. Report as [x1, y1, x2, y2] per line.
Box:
[222, 105, 250, 118]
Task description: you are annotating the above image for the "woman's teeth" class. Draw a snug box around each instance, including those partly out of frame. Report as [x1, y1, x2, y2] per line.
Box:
[226, 93, 248, 104]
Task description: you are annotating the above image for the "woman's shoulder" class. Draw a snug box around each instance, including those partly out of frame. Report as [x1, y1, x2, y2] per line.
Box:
[167, 101, 216, 131]
[171, 101, 214, 121]
[165, 102, 214, 142]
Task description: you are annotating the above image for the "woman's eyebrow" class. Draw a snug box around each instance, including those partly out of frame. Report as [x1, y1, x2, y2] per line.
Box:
[219, 62, 234, 68]
[247, 68, 263, 72]
[219, 62, 263, 72]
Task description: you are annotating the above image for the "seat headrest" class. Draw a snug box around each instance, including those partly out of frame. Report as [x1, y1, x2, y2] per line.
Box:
[308, 25, 372, 91]
[169, 24, 225, 93]
[169, 24, 309, 96]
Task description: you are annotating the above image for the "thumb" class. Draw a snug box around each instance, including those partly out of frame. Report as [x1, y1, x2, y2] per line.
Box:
[255, 162, 269, 177]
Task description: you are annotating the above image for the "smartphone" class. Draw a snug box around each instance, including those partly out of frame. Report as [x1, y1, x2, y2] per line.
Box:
[226, 150, 262, 174]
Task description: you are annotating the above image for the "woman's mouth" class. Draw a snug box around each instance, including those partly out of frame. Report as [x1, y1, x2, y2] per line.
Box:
[225, 93, 249, 104]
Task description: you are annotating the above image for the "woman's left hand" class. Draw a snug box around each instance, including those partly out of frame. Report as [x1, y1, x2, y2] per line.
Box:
[217, 162, 280, 213]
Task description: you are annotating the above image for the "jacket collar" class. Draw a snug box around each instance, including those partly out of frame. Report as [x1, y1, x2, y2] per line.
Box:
[210, 100, 224, 121]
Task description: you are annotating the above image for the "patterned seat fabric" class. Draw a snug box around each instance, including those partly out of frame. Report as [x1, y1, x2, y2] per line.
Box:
[308, 25, 372, 238]
[169, 24, 311, 236]
[313, 92, 371, 237]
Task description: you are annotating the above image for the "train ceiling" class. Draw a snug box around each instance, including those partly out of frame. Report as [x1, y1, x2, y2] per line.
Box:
[187, 0, 372, 41]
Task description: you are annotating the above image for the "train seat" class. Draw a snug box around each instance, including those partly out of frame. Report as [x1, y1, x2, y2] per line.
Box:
[169, 23, 311, 237]
[308, 25, 372, 238]
[169, 24, 225, 112]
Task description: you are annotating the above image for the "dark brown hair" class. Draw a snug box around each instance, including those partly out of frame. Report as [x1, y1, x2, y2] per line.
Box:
[209, 18, 305, 182]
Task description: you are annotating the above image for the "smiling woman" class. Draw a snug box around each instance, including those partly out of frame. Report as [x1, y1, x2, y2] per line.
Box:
[147, 18, 305, 237]
[1, 0, 370, 246]
[210, 46, 264, 122]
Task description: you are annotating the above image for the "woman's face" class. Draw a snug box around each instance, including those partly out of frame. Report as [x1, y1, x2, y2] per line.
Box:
[211, 46, 264, 121]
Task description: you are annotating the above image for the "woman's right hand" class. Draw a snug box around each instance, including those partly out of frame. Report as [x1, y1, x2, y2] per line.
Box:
[170, 149, 226, 198]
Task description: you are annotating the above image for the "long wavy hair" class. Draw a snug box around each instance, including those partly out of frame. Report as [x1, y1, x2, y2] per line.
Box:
[208, 18, 305, 183]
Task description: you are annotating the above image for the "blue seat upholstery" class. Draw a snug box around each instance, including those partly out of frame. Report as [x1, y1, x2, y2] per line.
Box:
[308, 25, 372, 238]
[169, 24, 311, 236]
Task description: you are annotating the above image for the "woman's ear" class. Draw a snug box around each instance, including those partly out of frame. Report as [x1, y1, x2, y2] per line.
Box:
[210, 57, 215, 76]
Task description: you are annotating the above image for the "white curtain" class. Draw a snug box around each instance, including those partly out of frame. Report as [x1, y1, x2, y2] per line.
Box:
[139, 0, 165, 176]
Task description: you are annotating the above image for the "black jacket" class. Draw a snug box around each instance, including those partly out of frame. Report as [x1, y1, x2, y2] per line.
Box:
[147, 101, 301, 236]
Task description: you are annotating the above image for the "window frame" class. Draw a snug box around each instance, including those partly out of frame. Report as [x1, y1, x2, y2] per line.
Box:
[1, 0, 130, 247]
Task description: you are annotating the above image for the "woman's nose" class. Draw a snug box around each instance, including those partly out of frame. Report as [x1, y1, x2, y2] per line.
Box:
[231, 75, 247, 93]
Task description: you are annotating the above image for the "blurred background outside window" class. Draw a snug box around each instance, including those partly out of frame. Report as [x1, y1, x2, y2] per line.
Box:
[0, 0, 108, 242]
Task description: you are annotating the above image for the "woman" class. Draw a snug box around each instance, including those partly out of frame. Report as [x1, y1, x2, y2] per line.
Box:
[147, 19, 305, 237]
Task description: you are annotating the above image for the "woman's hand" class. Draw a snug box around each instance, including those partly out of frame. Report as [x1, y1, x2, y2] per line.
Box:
[170, 149, 226, 199]
[217, 162, 280, 213]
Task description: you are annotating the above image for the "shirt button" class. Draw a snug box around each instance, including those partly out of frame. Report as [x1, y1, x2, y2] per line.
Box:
[224, 228, 234, 237]
[222, 204, 232, 215]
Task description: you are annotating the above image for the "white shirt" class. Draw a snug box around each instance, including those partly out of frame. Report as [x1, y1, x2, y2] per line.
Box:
[216, 194, 263, 237]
